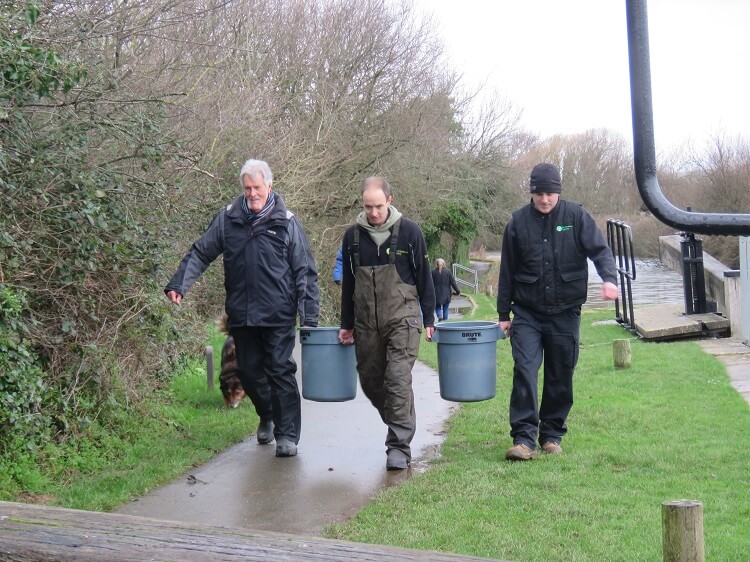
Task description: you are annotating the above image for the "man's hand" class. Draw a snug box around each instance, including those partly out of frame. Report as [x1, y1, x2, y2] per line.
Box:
[339, 328, 355, 345]
[453, 291, 461, 296]
[601, 281, 619, 301]
[425, 326, 435, 341]
[166, 290, 182, 304]
[499, 320, 512, 338]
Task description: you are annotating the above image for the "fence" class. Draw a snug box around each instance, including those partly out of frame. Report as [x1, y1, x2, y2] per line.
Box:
[452, 263, 478, 293]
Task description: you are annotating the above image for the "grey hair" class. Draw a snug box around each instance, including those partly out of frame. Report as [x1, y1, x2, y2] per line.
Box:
[239, 159, 273, 186]
[361, 176, 391, 198]
[436, 258, 446, 268]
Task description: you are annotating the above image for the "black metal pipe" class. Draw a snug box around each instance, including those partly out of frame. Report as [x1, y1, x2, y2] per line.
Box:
[626, 0, 750, 235]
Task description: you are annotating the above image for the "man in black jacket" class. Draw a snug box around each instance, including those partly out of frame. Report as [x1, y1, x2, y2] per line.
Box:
[165, 159, 319, 458]
[338, 176, 436, 470]
[497, 163, 618, 461]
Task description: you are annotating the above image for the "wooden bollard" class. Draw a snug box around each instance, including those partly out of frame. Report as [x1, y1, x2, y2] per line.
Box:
[613, 339, 631, 369]
[662, 500, 704, 562]
[206, 345, 214, 391]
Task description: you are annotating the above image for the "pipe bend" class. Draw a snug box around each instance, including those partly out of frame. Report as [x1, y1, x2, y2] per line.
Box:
[627, 0, 750, 236]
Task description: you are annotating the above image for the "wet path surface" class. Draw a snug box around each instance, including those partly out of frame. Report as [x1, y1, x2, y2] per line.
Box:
[116, 339, 457, 535]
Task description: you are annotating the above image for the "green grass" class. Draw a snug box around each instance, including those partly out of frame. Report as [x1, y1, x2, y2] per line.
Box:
[0, 328, 261, 511]
[3, 297, 748, 560]
[326, 295, 750, 561]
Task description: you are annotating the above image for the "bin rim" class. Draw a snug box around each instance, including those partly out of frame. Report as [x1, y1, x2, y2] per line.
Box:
[432, 320, 504, 342]
[434, 320, 501, 330]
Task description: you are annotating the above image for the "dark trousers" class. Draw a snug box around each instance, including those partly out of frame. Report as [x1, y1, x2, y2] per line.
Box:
[231, 325, 301, 444]
[508, 305, 581, 448]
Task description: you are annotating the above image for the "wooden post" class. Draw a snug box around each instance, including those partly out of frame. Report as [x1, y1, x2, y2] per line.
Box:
[662, 500, 704, 562]
[613, 339, 632, 369]
[206, 346, 214, 391]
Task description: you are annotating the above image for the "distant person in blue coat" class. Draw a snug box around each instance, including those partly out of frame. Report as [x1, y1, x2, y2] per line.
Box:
[431, 258, 461, 321]
[333, 246, 343, 285]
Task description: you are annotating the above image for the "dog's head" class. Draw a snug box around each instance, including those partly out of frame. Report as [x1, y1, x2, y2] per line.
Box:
[220, 372, 246, 409]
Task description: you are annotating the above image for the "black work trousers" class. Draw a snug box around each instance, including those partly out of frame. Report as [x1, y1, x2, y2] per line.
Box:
[231, 325, 301, 444]
[508, 304, 580, 449]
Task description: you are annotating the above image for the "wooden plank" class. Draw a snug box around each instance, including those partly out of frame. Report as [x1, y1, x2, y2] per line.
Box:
[634, 305, 730, 341]
[0, 501, 502, 562]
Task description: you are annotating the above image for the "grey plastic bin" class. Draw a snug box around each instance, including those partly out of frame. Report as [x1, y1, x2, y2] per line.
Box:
[431, 321, 504, 402]
[300, 327, 357, 402]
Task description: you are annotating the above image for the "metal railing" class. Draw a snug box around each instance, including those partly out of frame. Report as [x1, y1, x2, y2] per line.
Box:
[607, 219, 637, 333]
[452, 263, 478, 293]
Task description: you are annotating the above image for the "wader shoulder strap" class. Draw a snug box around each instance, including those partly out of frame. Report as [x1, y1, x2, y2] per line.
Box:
[353, 226, 360, 267]
[388, 219, 401, 264]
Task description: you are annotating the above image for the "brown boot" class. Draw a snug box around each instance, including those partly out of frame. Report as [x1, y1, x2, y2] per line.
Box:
[505, 443, 538, 461]
[541, 441, 563, 455]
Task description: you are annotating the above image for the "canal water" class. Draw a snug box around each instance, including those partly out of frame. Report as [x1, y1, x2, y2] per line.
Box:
[480, 252, 685, 309]
[585, 258, 684, 309]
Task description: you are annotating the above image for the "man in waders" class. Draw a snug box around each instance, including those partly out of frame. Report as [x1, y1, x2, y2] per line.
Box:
[338, 176, 436, 470]
[497, 163, 618, 461]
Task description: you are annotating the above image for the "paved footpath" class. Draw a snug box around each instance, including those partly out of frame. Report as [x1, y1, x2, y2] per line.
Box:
[116, 336, 458, 535]
[698, 336, 750, 406]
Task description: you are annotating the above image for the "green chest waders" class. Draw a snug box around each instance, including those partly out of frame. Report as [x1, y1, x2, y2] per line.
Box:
[352, 220, 421, 458]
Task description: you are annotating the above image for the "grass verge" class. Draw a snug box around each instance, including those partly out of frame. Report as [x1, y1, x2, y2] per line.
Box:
[0, 328, 260, 510]
[326, 294, 750, 561]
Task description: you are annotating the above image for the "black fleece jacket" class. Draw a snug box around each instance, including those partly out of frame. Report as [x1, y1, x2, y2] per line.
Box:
[497, 199, 616, 320]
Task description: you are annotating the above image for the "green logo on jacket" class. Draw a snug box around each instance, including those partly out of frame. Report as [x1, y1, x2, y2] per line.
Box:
[556, 224, 573, 232]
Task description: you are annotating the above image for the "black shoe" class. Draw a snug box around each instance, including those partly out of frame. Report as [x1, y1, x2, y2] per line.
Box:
[386, 449, 410, 470]
[256, 420, 274, 445]
[275, 438, 297, 457]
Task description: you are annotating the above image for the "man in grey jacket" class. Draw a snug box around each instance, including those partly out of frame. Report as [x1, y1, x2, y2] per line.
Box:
[165, 159, 319, 457]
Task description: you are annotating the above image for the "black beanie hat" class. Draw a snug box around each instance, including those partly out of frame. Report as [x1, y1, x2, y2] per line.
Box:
[529, 163, 562, 194]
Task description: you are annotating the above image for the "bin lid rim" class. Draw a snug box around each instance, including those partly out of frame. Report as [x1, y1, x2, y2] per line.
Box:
[435, 321, 498, 330]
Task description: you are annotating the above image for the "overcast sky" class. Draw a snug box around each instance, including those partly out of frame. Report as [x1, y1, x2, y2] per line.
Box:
[414, 0, 750, 152]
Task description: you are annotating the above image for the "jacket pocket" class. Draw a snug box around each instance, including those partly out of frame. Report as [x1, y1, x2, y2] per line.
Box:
[557, 269, 588, 303]
[514, 273, 539, 284]
[559, 270, 587, 283]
